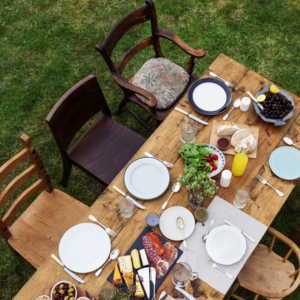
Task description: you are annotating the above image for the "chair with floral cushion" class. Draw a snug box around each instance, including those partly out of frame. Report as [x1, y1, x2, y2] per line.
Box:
[96, 0, 205, 132]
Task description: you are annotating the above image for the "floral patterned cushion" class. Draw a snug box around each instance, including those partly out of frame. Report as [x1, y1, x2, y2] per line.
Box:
[129, 58, 190, 110]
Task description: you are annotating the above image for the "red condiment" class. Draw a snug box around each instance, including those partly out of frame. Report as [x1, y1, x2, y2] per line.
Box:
[217, 137, 231, 150]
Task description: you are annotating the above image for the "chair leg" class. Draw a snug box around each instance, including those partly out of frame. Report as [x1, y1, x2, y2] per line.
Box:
[125, 106, 154, 133]
[156, 120, 162, 128]
[115, 96, 127, 115]
[290, 222, 300, 244]
[60, 159, 72, 187]
[224, 279, 240, 300]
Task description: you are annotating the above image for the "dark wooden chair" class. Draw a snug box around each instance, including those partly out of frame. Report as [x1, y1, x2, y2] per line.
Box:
[0, 134, 89, 269]
[225, 228, 300, 300]
[46, 75, 146, 187]
[96, 0, 205, 132]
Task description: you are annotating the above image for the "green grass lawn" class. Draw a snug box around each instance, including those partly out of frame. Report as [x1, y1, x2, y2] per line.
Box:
[1, 0, 300, 299]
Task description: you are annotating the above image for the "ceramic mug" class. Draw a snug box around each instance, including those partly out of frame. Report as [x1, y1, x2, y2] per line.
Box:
[172, 262, 198, 287]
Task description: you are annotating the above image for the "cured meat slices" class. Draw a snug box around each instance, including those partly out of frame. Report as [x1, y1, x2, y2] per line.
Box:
[146, 232, 165, 256]
[162, 242, 178, 266]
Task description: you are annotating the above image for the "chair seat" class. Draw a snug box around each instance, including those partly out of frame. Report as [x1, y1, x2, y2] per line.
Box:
[68, 113, 146, 186]
[130, 58, 190, 110]
[8, 189, 89, 269]
[238, 244, 295, 300]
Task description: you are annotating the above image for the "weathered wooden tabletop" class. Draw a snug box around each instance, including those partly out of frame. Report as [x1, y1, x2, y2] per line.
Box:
[13, 53, 300, 300]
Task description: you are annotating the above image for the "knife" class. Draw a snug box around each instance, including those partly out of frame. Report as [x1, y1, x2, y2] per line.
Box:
[247, 91, 264, 111]
[51, 254, 85, 283]
[175, 286, 196, 300]
[175, 107, 208, 125]
[224, 220, 256, 243]
[113, 186, 146, 210]
[150, 267, 156, 300]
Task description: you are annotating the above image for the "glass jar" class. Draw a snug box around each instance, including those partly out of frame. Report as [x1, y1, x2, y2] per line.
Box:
[188, 189, 204, 209]
[99, 286, 115, 300]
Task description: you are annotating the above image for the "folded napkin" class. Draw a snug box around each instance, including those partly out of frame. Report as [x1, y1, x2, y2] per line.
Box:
[178, 196, 268, 295]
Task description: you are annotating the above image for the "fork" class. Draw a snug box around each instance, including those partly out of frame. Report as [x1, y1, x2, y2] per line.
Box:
[209, 71, 235, 88]
[144, 152, 174, 168]
[208, 258, 233, 279]
[88, 215, 117, 237]
[256, 174, 284, 197]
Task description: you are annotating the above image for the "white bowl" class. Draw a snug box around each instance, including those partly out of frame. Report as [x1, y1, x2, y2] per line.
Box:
[50, 281, 77, 300]
[77, 298, 89, 300]
[36, 296, 50, 300]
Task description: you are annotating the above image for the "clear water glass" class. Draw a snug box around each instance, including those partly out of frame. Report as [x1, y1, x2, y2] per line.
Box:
[119, 198, 133, 218]
[234, 186, 250, 209]
[172, 262, 198, 287]
[180, 116, 198, 143]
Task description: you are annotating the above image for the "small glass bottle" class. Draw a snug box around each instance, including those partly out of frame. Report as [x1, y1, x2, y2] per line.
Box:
[231, 144, 248, 176]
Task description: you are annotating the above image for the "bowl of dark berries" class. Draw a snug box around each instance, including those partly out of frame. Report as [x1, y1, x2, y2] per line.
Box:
[254, 85, 295, 126]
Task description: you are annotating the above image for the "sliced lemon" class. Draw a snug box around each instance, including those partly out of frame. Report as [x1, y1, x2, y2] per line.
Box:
[257, 94, 266, 102]
[270, 85, 279, 94]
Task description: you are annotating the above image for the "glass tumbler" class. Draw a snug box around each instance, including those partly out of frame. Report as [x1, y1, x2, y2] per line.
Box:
[119, 198, 133, 218]
[180, 117, 198, 143]
[234, 186, 250, 209]
[172, 262, 199, 287]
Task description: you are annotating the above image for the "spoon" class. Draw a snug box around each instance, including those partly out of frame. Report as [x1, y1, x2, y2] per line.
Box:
[95, 248, 120, 277]
[202, 220, 214, 242]
[223, 99, 241, 120]
[177, 217, 188, 251]
[162, 182, 181, 209]
[283, 137, 300, 149]
[158, 291, 167, 300]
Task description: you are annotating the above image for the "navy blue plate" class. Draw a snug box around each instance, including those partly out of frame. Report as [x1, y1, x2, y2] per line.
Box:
[188, 78, 232, 115]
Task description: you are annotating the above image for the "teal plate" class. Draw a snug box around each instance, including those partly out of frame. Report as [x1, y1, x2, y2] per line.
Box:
[269, 146, 300, 180]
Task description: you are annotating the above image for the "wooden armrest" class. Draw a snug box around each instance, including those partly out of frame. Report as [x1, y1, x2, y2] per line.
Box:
[155, 29, 205, 58]
[112, 72, 157, 109]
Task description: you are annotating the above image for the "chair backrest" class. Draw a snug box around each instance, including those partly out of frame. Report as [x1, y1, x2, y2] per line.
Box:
[46, 75, 111, 153]
[0, 134, 53, 241]
[96, 0, 163, 75]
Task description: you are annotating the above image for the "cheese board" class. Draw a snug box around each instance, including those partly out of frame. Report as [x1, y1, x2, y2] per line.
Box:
[209, 120, 259, 158]
[107, 227, 183, 300]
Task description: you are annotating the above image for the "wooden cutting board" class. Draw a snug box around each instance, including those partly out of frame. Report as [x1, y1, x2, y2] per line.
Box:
[44, 285, 91, 299]
[209, 120, 259, 158]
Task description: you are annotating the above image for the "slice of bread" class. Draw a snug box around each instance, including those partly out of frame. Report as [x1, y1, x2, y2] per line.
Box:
[234, 134, 257, 153]
[231, 129, 253, 147]
[217, 122, 240, 136]
[123, 272, 134, 289]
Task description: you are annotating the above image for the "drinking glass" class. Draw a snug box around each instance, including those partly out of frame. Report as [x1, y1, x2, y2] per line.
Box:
[234, 186, 250, 209]
[172, 262, 198, 287]
[119, 198, 133, 218]
[180, 117, 198, 143]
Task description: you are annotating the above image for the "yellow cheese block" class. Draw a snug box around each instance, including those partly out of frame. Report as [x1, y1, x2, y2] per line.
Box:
[135, 274, 144, 298]
[113, 264, 123, 286]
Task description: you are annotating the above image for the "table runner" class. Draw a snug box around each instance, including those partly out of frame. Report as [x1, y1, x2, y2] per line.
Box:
[178, 196, 268, 295]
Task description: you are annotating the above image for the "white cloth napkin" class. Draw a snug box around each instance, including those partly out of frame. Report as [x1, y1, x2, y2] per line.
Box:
[178, 196, 268, 295]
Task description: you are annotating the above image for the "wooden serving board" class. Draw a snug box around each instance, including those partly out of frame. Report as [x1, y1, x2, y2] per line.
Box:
[209, 119, 259, 158]
[44, 285, 91, 299]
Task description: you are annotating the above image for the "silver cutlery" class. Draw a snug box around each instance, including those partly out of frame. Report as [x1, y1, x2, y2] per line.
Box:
[175, 107, 208, 125]
[175, 286, 197, 300]
[51, 254, 85, 283]
[88, 215, 117, 237]
[224, 220, 255, 243]
[113, 186, 146, 209]
[256, 174, 284, 197]
[158, 291, 166, 300]
[208, 258, 233, 279]
[223, 99, 241, 120]
[150, 267, 156, 300]
[283, 137, 300, 150]
[202, 220, 214, 242]
[209, 71, 235, 88]
[247, 91, 264, 110]
[177, 217, 188, 251]
[144, 152, 174, 168]
[162, 182, 181, 209]
[95, 248, 120, 277]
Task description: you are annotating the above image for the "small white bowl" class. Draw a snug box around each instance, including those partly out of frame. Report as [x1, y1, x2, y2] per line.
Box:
[36, 296, 50, 300]
[50, 280, 77, 300]
[77, 298, 89, 300]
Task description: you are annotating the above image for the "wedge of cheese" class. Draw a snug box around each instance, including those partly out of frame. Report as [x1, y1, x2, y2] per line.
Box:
[135, 274, 144, 298]
[118, 256, 133, 289]
[113, 264, 123, 286]
[137, 267, 150, 299]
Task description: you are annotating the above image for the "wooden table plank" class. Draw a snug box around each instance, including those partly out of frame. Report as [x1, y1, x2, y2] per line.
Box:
[12, 53, 300, 300]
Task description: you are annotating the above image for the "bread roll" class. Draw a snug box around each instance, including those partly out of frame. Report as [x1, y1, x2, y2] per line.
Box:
[217, 122, 240, 136]
[234, 134, 257, 153]
[231, 129, 253, 147]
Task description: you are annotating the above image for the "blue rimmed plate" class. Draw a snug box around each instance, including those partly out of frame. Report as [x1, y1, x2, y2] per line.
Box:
[206, 145, 226, 178]
[188, 78, 232, 115]
[269, 146, 300, 180]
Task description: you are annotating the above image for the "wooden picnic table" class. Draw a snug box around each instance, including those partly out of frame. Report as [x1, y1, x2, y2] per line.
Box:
[13, 53, 300, 300]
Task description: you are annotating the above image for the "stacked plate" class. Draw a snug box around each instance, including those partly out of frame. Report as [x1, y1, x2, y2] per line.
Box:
[188, 78, 232, 115]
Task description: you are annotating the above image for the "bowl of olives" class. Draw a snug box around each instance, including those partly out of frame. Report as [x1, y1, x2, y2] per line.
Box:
[254, 85, 295, 126]
[51, 281, 77, 300]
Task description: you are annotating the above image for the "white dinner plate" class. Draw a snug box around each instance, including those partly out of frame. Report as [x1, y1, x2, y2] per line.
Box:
[206, 225, 246, 265]
[124, 157, 170, 200]
[159, 206, 195, 241]
[59, 223, 111, 273]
